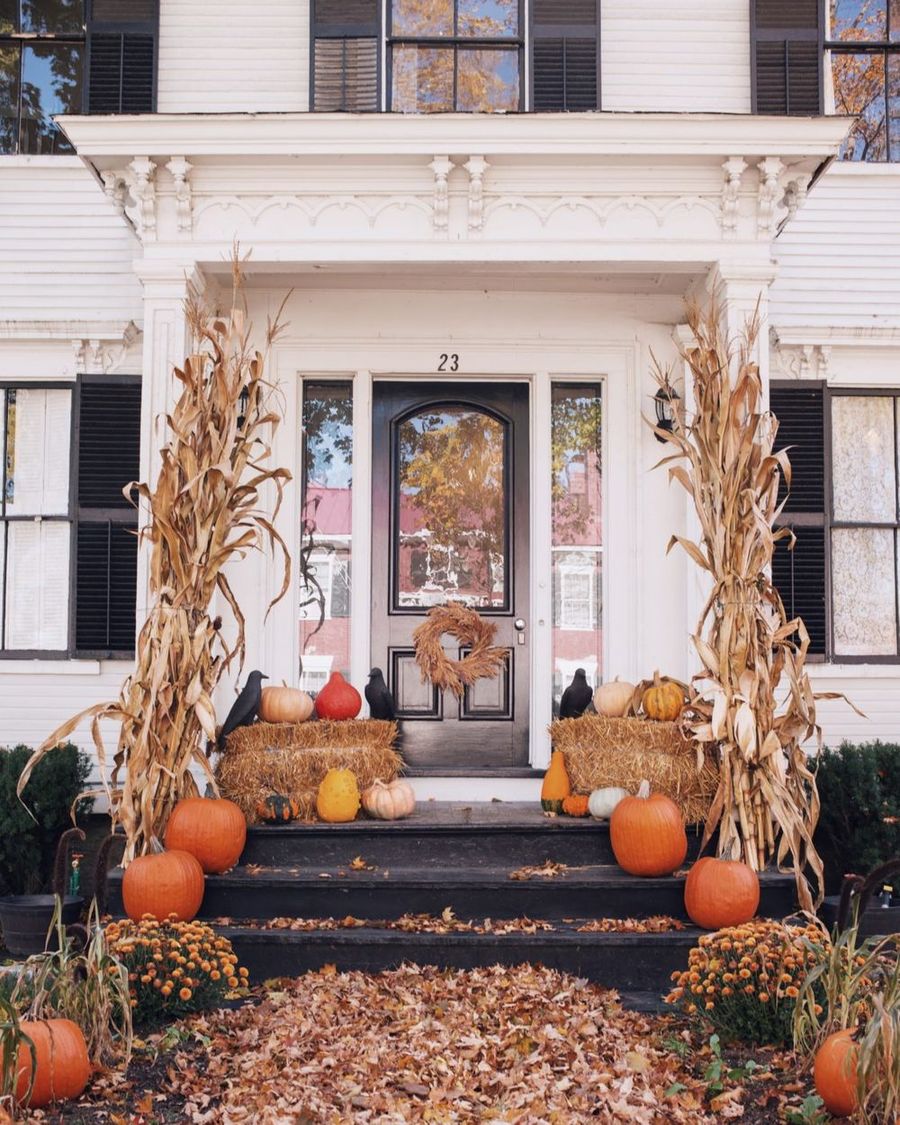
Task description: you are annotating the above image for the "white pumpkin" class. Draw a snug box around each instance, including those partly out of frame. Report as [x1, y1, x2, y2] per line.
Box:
[361, 779, 416, 821]
[588, 787, 630, 820]
[593, 678, 635, 718]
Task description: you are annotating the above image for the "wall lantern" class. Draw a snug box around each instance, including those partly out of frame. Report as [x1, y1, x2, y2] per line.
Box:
[653, 382, 680, 443]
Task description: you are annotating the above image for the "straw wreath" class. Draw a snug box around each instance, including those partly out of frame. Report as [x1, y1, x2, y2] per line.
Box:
[412, 604, 508, 698]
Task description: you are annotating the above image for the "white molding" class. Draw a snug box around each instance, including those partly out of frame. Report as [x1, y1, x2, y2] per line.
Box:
[530, 372, 553, 769]
[350, 370, 373, 700]
[0, 659, 132, 675]
[58, 112, 852, 159]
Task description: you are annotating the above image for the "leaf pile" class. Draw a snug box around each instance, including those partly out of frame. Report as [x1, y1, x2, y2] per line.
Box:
[210, 913, 686, 935]
[576, 917, 686, 934]
[169, 964, 716, 1122]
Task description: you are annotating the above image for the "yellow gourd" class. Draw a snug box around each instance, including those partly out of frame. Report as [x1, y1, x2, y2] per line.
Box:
[316, 768, 361, 823]
[540, 751, 571, 813]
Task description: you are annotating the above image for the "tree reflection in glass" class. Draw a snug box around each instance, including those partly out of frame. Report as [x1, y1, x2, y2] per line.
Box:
[397, 407, 506, 608]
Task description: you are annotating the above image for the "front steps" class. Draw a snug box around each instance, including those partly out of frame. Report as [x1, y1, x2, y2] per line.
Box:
[108, 802, 797, 1011]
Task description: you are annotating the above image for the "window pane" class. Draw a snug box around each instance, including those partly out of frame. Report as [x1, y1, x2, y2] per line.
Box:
[551, 385, 602, 715]
[392, 45, 453, 111]
[0, 45, 19, 154]
[830, 0, 887, 40]
[890, 53, 900, 159]
[5, 388, 71, 516]
[19, 43, 82, 155]
[20, 0, 83, 33]
[392, 0, 452, 36]
[458, 0, 518, 37]
[893, 0, 900, 39]
[833, 52, 887, 160]
[832, 527, 897, 655]
[397, 406, 506, 608]
[0, 1, 15, 33]
[458, 48, 519, 110]
[4, 519, 70, 650]
[301, 383, 353, 690]
[832, 396, 896, 521]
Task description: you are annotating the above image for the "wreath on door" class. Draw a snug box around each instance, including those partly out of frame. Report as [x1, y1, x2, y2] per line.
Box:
[412, 604, 508, 699]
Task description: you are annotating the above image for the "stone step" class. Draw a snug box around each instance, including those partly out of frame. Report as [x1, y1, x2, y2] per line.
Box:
[218, 921, 699, 1011]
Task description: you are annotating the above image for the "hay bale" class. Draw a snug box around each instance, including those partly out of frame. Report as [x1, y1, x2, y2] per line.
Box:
[217, 720, 401, 823]
[551, 715, 718, 824]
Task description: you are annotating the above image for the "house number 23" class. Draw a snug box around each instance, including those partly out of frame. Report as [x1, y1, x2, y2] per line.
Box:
[438, 354, 459, 372]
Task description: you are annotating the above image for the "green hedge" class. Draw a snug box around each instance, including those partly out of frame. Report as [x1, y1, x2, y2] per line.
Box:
[0, 744, 92, 895]
[814, 741, 900, 893]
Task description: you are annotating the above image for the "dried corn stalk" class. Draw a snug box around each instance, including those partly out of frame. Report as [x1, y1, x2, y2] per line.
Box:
[18, 263, 291, 863]
[654, 301, 853, 911]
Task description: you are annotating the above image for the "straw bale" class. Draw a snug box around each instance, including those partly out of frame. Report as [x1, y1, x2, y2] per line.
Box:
[551, 715, 718, 824]
[217, 719, 401, 823]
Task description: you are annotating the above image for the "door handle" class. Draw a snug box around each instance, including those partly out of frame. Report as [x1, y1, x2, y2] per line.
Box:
[514, 618, 526, 644]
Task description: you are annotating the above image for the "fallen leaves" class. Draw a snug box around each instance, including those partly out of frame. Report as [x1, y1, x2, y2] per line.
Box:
[209, 913, 686, 936]
[508, 861, 569, 880]
[576, 916, 686, 934]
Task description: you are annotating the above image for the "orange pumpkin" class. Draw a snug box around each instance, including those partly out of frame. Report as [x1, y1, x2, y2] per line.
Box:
[683, 856, 760, 929]
[121, 849, 205, 922]
[610, 780, 687, 876]
[641, 671, 685, 722]
[540, 751, 571, 813]
[314, 672, 362, 720]
[15, 1019, 91, 1107]
[562, 794, 590, 817]
[814, 1030, 859, 1117]
[258, 686, 314, 724]
[164, 797, 247, 874]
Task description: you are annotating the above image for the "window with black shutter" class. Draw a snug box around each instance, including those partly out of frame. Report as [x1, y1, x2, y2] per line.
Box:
[771, 382, 828, 658]
[86, 0, 158, 114]
[312, 0, 380, 111]
[751, 0, 823, 115]
[532, 0, 600, 111]
[75, 376, 141, 655]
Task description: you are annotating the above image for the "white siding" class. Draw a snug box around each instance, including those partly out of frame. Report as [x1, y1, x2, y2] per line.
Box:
[772, 166, 900, 333]
[158, 0, 309, 113]
[0, 159, 141, 325]
[601, 0, 751, 113]
[811, 672, 900, 749]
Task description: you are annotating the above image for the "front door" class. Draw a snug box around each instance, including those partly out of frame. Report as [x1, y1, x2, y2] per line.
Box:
[371, 382, 530, 770]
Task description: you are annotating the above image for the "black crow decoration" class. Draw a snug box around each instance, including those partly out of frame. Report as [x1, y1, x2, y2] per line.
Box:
[559, 668, 593, 719]
[365, 667, 396, 720]
[218, 670, 268, 747]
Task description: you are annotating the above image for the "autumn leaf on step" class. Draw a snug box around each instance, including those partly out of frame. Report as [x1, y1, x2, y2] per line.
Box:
[350, 855, 376, 871]
[509, 861, 569, 880]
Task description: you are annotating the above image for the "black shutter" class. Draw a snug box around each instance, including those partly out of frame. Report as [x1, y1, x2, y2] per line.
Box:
[770, 382, 828, 657]
[75, 378, 141, 655]
[532, 0, 600, 111]
[751, 0, 822, 115]
[87, 0, 158, 114]
[312, 0, 379, 112]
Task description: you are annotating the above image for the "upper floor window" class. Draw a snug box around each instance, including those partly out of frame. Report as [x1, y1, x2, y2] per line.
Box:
[0, 0, 157, 155]
[827, 0, 900, 161]
[312, 0, 599, 113]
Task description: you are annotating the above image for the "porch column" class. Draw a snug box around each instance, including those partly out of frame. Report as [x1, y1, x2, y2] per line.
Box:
[705, 261, 778, 401]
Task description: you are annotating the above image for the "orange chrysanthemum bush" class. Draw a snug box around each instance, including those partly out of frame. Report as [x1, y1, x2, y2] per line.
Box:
[666, 919, 829, 1045]
[105, 915, 248, 1024]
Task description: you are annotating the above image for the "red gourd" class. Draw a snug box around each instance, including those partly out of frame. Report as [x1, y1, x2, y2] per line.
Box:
[314, 672, 362, 720]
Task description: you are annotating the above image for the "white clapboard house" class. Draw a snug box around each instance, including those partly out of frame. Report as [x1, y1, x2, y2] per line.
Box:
[1, 0, 898, 798]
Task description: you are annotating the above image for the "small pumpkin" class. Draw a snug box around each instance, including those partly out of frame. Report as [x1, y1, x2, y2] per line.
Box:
[121, 848, 205, 922]
[256, 794, 301, 822]
[362, 779, 416, 821]
[610, 780, 687, 876]
[641, 671, 685, 722]
[540, 750, 571, 813]
[316, 768, 361, 823]
[258, 686, 314, 724]
[164, 797, 247, 874]
[683, 856, 760, 930]
[562, 794, 590, 817]
[593, 677, 635, 718]
[314, 672, 362, 720]
[15, 1018, 91, 1107]
[588, 786, 629, 820]
[814, 1030, 859, 1117]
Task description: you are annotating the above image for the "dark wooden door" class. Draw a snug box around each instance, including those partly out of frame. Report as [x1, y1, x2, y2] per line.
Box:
[371, 382, 530, 770]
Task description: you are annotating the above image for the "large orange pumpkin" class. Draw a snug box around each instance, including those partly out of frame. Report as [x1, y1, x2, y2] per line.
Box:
[610, 780, 687, 876]
[121, 849, 205, 922]
[814, 1030, 859, 1117]
[314, 672, 362, 720]
[683, 856, 760, 929]
[258, 686, 314, 724]
[15, 1019, 91, 1107]
[164, 797, 247, 874]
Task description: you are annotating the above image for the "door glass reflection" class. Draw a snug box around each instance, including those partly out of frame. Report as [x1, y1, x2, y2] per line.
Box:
[397, 406, 506, 608]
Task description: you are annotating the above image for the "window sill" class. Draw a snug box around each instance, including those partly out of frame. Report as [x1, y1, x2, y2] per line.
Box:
[807, 663, 900, 678]
[0, 154, 83, 168]
[0, 658, 132, 675]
